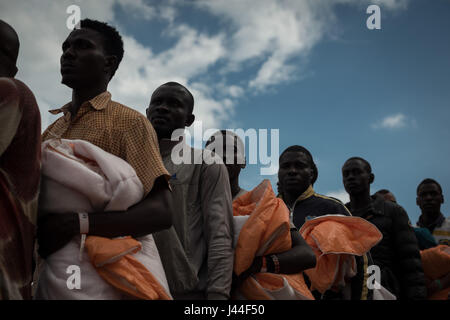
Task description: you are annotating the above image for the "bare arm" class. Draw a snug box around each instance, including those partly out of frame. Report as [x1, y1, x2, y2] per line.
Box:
[37, 176, 173, 258]
[87, 176, 173, 238]
[234, 229, 316, 287]
[426, 272, 450, 296]
[270, 229, 317, 274]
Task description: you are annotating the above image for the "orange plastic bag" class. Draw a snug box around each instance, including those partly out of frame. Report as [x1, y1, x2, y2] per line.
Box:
[86, 236, 171, 300]
[420, 245, 450, 300]
[233, 179, 314, 300]
[300, 215, 382, 294]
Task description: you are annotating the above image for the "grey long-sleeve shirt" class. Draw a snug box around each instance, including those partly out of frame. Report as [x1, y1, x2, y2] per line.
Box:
[153, 137, 234, 299]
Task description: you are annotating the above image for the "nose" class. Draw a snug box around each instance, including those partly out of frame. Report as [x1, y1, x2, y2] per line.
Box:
[61, 46, 75, 63]
[424, 193, 433, 201]
[346, 171, 356, 179]
[287, 167, 299, 176]
[153, 103, 170, 115]
[343, 173, 355, 184]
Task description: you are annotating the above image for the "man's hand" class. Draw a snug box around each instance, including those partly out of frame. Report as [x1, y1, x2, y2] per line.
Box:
[37, 213, 79, 259]
[232, 256, 263, 290]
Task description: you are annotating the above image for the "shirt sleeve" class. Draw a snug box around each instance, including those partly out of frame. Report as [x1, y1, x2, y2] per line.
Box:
[200, 160, 234, 300]
[41, 124, 52, 141]
[121, 115, 170, 195]
[0, 78, 22, 156]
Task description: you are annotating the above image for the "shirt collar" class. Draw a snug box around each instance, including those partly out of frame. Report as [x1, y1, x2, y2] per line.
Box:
[348, 194, 385, 218]
[278, 185, 315, 207]
[159, 134, 185, 158]
[296, 185, 315, 202]
[48, 91, 112, 115]
[417, 212, 445, 230]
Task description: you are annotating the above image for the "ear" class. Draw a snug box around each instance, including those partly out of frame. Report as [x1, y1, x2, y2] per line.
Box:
[12, 65, 18, 77]
[441, 194, 444, 204]
[416, 197, 420, 206]
[186, 113, 195, 127]
[308, 167, 315, 182]
[369, 173, 374, 184]
[104, 55, 118, 76]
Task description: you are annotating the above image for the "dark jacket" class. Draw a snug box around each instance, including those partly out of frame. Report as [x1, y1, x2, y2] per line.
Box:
[286, 186, 354, 299]
[346, 195, 427, 300]
[290, 186, 351, 229]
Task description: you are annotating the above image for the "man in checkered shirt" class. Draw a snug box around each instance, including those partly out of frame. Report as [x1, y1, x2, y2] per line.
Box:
[38, 19, 174, 266]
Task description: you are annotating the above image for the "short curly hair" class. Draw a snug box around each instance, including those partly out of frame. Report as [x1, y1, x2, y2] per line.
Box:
[417, 178, 442, 195]
[80, 19, 124, 77]
[344, 157, 372, 174]
[158, 82, 194, 113]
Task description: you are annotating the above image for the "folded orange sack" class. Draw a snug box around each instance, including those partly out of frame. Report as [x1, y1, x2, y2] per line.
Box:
[233, 179, 314, 300]
[421, 245, 450, 279]
[85, 236, 171, 300]
[420, 245, 450, 300]
[299, 215, 382, 294]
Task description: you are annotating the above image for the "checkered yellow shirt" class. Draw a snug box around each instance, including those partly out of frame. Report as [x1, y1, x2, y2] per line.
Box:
[42, 91, 169, 195]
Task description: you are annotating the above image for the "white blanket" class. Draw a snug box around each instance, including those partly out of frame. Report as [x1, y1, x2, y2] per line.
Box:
[35, 139, 171, 300]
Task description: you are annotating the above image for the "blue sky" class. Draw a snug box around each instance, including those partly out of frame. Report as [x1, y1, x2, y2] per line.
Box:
[3, 0, 449, 223]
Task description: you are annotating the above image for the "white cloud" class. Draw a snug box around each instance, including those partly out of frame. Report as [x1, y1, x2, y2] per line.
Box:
[249, 54, 297, 90]
[1, 0, 116, 129]
[109, 25, 228, 129]
[2, 0, 232, 132]
[196, 0, 409, 90]
[158, 5, 177, 24]
[196, 0, 324, 90]
[227, 85, 244, 99]
[1, 0, 409, 132]
[116, 0, 156, 20]
[325, 189, 350, 204]
[372, 113, 411, 129]
[371, 0, 409, 10]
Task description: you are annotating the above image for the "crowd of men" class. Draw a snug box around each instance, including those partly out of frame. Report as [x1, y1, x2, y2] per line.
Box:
[1, 18, 449, 300]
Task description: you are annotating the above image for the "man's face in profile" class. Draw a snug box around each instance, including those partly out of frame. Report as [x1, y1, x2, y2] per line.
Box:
[0, 20, 19, 78]
[60, 28, 108, 88]
[0, 47, 14, 77]
[206, 135, 245, 182]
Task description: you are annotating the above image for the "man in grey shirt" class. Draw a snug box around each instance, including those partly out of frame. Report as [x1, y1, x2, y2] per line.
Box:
[146, 82, 234, 300]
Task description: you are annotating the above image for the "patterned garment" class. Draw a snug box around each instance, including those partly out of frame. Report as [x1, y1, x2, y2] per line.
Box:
[417, 213, 450, 246]
[0, 78, 41, 300]
[280, 185, 351, 228]
[42, 91, 169, 195]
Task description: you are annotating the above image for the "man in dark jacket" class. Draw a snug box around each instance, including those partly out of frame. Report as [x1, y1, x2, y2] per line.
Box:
[342, 157, 427, 300]
[278, 145, 356, 299]
[278, 145, 351, 228]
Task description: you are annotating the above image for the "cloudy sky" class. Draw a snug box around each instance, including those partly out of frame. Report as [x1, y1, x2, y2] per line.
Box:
[2, 0, 449, 223]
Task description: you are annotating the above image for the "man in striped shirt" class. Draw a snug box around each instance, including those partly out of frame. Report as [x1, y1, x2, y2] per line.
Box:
[416, 178, 450, 246]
